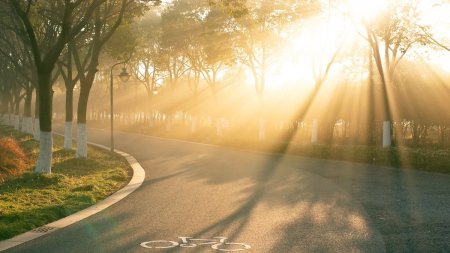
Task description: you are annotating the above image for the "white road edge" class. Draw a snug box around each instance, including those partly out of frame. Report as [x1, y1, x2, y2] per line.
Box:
[0, 141, 145, 252]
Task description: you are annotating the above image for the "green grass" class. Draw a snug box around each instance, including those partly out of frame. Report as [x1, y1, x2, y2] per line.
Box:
[285, 144, 450, 174]
[0, 125, 131, 240]
[116, 122, 450, 174]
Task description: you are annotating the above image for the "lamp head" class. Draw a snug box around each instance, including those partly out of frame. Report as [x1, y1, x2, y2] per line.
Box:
[119, 67, 130, 82]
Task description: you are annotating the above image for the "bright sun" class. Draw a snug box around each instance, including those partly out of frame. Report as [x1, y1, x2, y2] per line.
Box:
[261, 0, 450, 92]
[346, 0, 389, 21]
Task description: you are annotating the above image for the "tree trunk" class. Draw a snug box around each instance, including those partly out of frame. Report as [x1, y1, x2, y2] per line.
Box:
[76, 123, 87, 158]
[367, 34, 392, 148]
[311, 119, 319, 144]
[7, 101, 13, 126]
[22, 117, 33, 134]
[34, 90, 40, 140]
[76, 87, 90, 158]
[36, 131, 52, 173]
[35, 71, 53, 174]
[14, 98, 20, 130]
[64, 88, 74, 150]
[257, 97, 266, 141]
[367, 50, 376, 145]
[382, 121, 392, 148]
[22, 88, 33, 134]
[64, 122, 73, 150]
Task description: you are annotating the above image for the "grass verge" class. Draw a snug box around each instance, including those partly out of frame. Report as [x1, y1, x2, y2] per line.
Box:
[0, 125, 131, 240]
[116, 123, 450, 174]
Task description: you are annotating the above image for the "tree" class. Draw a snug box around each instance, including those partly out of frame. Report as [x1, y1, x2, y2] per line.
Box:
[213, 0, 319, 139]
[359, 0, 430, 147]
[5, 0, 110, 173]
[107, 15, 164, 98]
[0, 5, 37, 134]
[159, 1, 192, 91]
[192, 7, 236, 97]
[72, 0, 150, 158]
[228, 0, 318, 99]
[57, 42, 81, 150]
[0, 60, 16, 124]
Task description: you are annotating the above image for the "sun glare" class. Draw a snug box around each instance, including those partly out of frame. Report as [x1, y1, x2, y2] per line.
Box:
[346, 0, 388, 21]
[263, 14, 355, 92]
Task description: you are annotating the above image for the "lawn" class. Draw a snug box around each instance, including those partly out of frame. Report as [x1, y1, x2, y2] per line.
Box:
[0, 125, 131, 240]
[116, 122, 450, 174]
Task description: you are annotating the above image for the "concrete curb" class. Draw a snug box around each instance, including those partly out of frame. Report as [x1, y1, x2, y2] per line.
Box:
[0, 141, 145, 252]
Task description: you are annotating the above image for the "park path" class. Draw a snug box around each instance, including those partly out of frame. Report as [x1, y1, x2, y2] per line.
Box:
[5, 127, 450, 252]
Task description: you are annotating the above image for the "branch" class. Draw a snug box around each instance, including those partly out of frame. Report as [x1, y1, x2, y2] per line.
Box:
[9, 0, 41, 66]
[428, 34, 450, 52]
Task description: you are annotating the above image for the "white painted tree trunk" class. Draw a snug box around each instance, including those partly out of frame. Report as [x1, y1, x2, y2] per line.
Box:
[76, 123, 88, 158]
[64, 121, 73, 150]
[258, 119, 266, 141]
[382, 121, 392, 148]
[8, 113, 13, 126]
[14, 115, 20, 130]
[20, 118, 26, 132]
[22, 117, 33, 134]
[34, 119, 40, 140]
[311, 119, 318, 144]
[35, 131, 52, 173]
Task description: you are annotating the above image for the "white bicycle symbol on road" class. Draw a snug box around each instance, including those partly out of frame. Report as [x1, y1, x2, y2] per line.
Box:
[140, 236, 251, 251]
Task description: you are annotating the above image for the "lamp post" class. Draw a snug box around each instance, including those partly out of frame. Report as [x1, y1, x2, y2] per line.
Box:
[110, 62, 130, 153]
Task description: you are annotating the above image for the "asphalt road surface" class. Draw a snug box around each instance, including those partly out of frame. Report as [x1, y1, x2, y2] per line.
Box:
[5, 128, 450, 253]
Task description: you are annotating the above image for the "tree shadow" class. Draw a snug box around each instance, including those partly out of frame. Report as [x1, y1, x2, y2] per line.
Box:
[174, 154, 388, 252]
[297, 160, 450, 252]
[51, 158, 102, 177]
[0, 172, 66, 192]
[106, 131, 389, 252]
[137, 169, 190, 190]
[82, 126, 450, 252]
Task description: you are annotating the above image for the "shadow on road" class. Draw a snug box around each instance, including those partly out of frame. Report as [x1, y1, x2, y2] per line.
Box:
[84, 127, 450, 252]
[130, 140, 384, 253]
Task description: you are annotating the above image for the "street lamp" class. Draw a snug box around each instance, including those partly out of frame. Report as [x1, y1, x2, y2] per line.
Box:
[110, 62, 130, 153]
[119, 67, 130, 82]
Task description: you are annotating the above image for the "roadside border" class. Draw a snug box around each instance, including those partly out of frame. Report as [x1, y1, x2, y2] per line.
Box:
[0, 142, 145, 252]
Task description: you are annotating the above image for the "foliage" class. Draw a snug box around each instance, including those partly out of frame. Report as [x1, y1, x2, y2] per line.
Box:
[0, 125, 131, 240]
[363, 0, 432, 83]
[0, 137, 29, 182]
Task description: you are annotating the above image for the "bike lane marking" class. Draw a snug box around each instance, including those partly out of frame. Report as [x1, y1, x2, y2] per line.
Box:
[140, 237, 251, 251]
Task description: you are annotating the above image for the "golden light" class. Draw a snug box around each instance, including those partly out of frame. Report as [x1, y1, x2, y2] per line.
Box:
[263, 13, 354, 92]
[346, 0, 389, 21]
[84, 0, 450, 153]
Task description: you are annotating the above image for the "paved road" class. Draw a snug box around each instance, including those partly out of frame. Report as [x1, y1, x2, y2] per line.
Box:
[5, 128, 450, 252]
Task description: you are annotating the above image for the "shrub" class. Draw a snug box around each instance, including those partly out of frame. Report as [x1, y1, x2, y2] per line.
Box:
[0, 137, 29, 182]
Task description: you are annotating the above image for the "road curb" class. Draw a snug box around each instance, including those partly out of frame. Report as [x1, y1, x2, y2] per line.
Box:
[0, 141, 145, 252]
